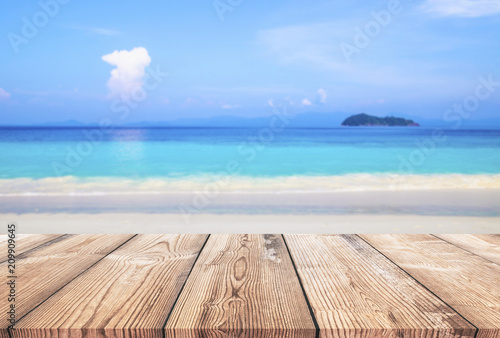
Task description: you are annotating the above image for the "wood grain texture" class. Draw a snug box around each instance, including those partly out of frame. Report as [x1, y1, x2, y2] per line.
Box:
[284, 234, 475, 338]
[434, 234, 500, 265]
[165, 234, 316, 338]
[0, 234, 133, 336]
[1, 234, 63, 338]
[0, 234, 64, 263]
[361, 235, 500, 338]
[12, 234, 208, 338]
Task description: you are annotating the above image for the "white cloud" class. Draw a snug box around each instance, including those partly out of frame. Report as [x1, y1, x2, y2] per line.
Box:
[0, 88, 11, 100]
[317, 88, 327, 104]
[267, 99, 274, 107]
[102, 47, 151, 97]
[422, 0, 500, 17]
[301, 98, 312, 106]
[222, 104, 241, 109]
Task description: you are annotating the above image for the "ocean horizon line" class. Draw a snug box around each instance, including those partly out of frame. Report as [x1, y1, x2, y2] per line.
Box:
[3, 111, 500, 129]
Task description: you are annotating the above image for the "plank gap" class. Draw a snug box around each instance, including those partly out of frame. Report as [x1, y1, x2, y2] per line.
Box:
[356, 234, 480, 335]
[165, 234, 316, 337]
[8, 234, 137, 336]
[282, 234, 320, 338]
[0, 234, 69, 264]
[433, 234, 500, 266]
[161, 234, 211, 338]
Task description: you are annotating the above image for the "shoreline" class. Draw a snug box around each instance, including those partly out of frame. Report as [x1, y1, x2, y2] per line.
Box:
[0, 189, 500, 233]
[1, 189, 499, 233]
[1, 173, 500, 196]
[1, 189, 499, 216]
[2, 213, 499, 234]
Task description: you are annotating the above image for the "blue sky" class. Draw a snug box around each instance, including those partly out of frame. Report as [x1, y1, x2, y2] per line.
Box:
[1, 0, 500, 124]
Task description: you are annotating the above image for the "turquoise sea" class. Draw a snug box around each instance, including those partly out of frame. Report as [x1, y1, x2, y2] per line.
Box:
[1, 127, 499, 195]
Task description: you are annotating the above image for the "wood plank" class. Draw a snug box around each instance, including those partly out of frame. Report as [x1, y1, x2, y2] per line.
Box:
[1, 235, 65, 338]
[284, 234, 475, 338]
[0, 234, 64, 263]
[361, 235, 500, 338]
[12, 234, 208, 338]
[165, 234, 316, 337]
[0, 234, 72, 338]
[0, 234, 133, 337]
[434, 234, 500, 265]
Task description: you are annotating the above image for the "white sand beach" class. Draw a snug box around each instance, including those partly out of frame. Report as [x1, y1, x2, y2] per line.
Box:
[1, 189, 499, 233]
[1, 212, 499, 234]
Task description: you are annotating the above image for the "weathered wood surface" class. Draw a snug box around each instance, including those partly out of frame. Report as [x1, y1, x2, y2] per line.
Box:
[435, 234, 500, 265]
[165, 234, 316, 337]
[0, 234, 133, 337]
[360, 235, 500, 338]
[1, 235, 64, 338]
[284, 234, 475, 338]
[12, 234, 208, 338]
[1, 234, 500, 338]
[0, 234, 64, 263]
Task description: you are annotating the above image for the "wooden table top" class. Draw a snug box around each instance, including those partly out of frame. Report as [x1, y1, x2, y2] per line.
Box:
[1, 234, 499, 338]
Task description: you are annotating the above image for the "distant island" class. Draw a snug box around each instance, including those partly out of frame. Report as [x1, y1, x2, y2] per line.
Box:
[341, 113, 419, 127]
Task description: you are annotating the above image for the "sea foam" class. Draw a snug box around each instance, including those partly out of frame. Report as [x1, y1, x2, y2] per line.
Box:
[0, 174, 499, 196]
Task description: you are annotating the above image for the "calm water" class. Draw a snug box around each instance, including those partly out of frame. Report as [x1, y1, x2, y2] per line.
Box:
[0, 127, 499, 194]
